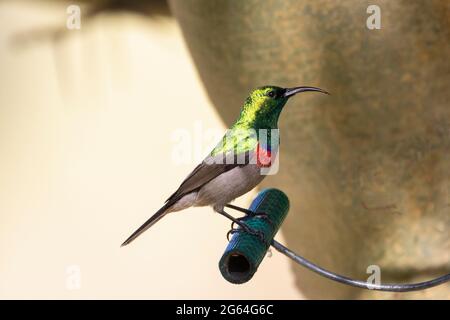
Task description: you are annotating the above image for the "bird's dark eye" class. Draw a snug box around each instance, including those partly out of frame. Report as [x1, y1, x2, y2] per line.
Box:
[267, 91, 276, 98]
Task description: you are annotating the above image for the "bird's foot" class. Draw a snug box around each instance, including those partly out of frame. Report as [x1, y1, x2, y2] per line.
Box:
[229, 215, 248, 231]
[225, 204, 274, 228]
[250, 211, 275, 229]
[230, 211, 274, 230]
[227, 224, 268, 246]
[247, 228, 268, 246]
[217, 209, 269, 246]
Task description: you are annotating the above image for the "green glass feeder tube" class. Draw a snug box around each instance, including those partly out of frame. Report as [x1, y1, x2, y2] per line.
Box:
[219, 188, 290, 284]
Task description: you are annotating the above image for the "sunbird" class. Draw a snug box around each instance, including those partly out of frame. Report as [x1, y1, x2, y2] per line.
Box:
[122, 85, 328, 246]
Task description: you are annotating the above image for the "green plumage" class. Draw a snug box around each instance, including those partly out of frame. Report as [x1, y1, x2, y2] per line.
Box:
[210, 86, 288, 157]
[121, 84, 327, 247]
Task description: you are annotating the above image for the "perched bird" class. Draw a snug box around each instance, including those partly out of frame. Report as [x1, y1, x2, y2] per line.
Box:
[122, 85, 328, 246]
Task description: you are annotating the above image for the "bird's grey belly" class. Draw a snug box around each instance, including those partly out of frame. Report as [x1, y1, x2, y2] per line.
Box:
[194, 164, 265, 207]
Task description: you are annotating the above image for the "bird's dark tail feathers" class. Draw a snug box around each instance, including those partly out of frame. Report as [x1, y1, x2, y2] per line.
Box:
[121, 202, 173, 247]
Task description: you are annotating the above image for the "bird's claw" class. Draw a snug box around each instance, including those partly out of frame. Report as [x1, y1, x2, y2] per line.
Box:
[230, 216, 248, 231]
[226, 228, 238, 241]
[227, 222, 269, 247]
[230, 211, 274, 229]
[251, 229, 268, 246]
[251, 211, 275, 229]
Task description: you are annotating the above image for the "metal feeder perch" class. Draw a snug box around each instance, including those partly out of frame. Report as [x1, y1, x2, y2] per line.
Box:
[218, 189, 450, 291]
[219, 188, 289, 284]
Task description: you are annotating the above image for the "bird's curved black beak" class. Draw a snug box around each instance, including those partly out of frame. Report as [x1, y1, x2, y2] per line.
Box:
[283, 86, 329, 98]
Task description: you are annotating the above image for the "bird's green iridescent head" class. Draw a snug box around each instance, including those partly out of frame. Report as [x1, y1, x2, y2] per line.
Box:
[234, 85, 328, 129]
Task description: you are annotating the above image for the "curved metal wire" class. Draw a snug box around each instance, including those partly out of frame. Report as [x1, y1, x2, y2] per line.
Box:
[271, 240, 450, 292]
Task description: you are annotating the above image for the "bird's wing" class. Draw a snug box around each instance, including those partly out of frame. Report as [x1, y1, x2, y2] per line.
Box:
[122, 152, 252, 247]
[165, 151, 252, 204]
[166, 129, 258, 203]
[121, 133, 257, 247]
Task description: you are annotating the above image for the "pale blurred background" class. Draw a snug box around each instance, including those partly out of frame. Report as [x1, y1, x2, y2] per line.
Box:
[0, 0, 302, 299]
[1, 0, 449, 300]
